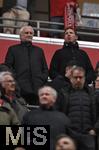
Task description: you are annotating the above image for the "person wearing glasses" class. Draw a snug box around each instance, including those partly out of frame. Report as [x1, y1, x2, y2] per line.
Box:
[0, 71, 28, 122]
[5, 26, 48, 105]
[0, 71, 20, 125]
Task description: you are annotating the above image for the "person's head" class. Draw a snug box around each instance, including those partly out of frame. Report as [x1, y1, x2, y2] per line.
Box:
[19, 26, 34, 42]
[0, 71, 16, 95]
[38, 86, 57, 108]
[55, 134, 77, 150]
[64, 27, 78, 43]
[14, 147, 26, 150]
[70, 66, 85, 89]
[95, 74, 99, 89]
[95, 61, 99, 75]
[64, 60, 78, 79]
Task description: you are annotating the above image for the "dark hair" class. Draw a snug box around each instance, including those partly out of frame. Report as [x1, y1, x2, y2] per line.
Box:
[55, 134, 77, 149]
[65, 60, 78, 68]
[0, 63, 11, 72]
[71, 66, 85, 76]
[64, 26, 77, 35]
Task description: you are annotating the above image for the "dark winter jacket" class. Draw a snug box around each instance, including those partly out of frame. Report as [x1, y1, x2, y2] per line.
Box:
[94, 89, 99, 133]
[58, 85, 96, 134]
[1, 95, 29, 122]
[5, 41, 48, 95]
[22, 107, 71, 150]
[49, 42, 95, 84]
[0, 100, 20, 125]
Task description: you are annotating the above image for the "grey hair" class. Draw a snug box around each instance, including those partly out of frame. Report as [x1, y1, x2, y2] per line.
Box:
[19, 25, 34, 35]
[71, 66, 86, 75]
[38, 86, 57, 100]
[0, 71, 13, 83]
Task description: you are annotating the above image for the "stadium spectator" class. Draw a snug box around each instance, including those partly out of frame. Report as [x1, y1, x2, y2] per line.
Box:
[22, 86, 71, 150]
[94, 74, 99, 150]
[58, 66, 96, 150]
[48, 60, 77, 92]
[49, 27, 95, 85]
[0, 71, 29, 122]
[2, 0, 30, 34]
[0, 72, 20, 125]
[5, 25, 48, 105]
[55, 134, 77, 150]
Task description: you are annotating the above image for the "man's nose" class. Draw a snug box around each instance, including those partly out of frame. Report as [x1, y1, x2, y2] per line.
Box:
[77, 78, 81, 81]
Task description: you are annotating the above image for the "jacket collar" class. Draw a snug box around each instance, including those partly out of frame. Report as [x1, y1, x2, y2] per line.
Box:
[63, 41, 79, 50]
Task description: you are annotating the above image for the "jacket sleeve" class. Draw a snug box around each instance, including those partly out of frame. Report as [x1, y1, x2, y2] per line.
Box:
[10, 108, 20, 125]
[5, 47, 16, 75]
[83, 51, 95, 84]
[49, 51, 60, 79]
[94, 92, 99, 134]
[40, 49, 49, 82]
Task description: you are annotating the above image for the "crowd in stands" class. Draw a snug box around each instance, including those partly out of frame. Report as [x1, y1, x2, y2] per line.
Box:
[0, 0, 99, 150]
[0, 25, 99, 150]
[2, 0, 30, 34]
[0, 0, 83, 38]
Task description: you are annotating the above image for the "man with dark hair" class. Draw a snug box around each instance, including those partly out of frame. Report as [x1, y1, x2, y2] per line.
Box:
[49, 27, 95, 84]
[55, 134, 77, 150]
[59, 66, 96, 150]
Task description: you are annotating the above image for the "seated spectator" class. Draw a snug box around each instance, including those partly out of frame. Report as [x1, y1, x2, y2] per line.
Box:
[2, 0, 30, 34]
[0, 71, 29, 122]
[55, 134, 77, 150]
[22, 86, 71, 150]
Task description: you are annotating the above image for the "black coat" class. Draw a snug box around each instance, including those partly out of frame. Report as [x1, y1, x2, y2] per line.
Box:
[49, 42, 95, 84]
[5, 41, 48, 95]
[94, 89, 99, 133]
[58, 85, 96, 133]
[22, 107, 71, 150]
